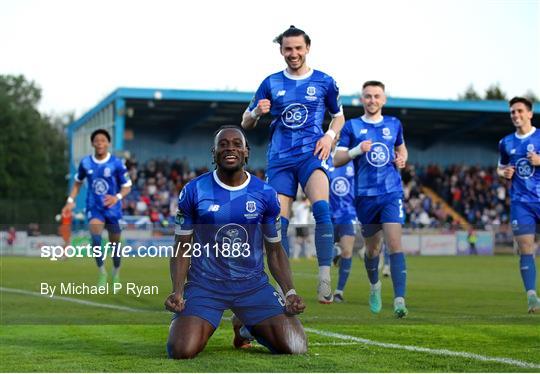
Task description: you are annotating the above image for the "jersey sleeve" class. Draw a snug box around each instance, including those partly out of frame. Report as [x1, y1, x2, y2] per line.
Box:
[175, 183, 196, 236]
[325, 77, 343, 117]
[336, 121, 352, 151]
[261, 189, 282, 243]
[74, 160, 86, 182]
[246, 77, 271, 112]
[498, 139, 510, 166]
[116, 159, 132, 187]
[395, 120, 404, 146]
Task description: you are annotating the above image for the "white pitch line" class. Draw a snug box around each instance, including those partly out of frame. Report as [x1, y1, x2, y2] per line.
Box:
[0, 286, 157, 313]
[3, 286, 539, 369]
[305, 327, 540, 370]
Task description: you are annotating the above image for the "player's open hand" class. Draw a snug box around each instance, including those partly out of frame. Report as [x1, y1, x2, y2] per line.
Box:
[501, 165, 515, 179]
[285, 294, 306, 315]
[103, 194, 119, 207]
[394, 154, 406, 169]
[255, 99, 271, 117]
[164, 292, 185, 313]
[527, 152, 540, 166]
[314, 134, 333, 160]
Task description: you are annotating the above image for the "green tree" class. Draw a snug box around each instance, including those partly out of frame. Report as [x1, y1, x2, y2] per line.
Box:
[0, 75, 68, 224]
[459, 84, 481, 100]
[484, 83, 507, 100]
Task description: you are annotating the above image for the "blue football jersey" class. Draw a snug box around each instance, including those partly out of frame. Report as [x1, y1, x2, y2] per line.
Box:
[498, 127, 540, 202]
[75, 153, 131, 214]
[338, 116, 404, 197]
[328, 158, 356, 221]
[175, 171, 281, 282]
[247, 69, 343, 161]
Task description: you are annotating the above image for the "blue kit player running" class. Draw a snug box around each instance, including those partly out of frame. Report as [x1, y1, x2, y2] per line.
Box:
[328, 137, 357, 303]
[62, 129, 132, 287]
[334, 81, 409, 318]
[241, 26, 345, 303]
[164, 126, 307, 359]
[497, 96, 540, 313]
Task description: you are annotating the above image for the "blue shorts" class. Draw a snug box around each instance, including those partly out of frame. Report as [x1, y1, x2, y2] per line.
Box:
[266, 153, 330, 198]
[173, 273, 285, 329]
[333, 215, 357, 241]
[510, 201, 540, 236]
[87, 208, 122, 233]
[355, 192, 404, 237]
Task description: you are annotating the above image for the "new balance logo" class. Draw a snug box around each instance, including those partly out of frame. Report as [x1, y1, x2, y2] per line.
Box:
[360, 129, 368, 134]
[277, 90, 286, 97]
[208, 204, 220, 212]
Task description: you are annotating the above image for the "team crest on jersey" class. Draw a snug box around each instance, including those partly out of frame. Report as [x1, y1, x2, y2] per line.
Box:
[346, 165, 354, 177]
[246, 201, 256, 213]
[305, 86, 317, 101]
[515, 158, 535, 179]
[527, 144, 535, 152]
[382, 128, 392, 140]
[104, 167, 111, 177]
[331, 177, 350, 197]
[366, 142, 390, 168]
[281, 103, 309, 128]
[92, 178, 109, 195]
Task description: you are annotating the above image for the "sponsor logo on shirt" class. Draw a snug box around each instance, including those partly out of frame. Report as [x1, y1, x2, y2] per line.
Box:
[366, 142, 390, 168]
[331, 177, 350, 197]
[92, 178, 109, 195]
[281, 103, 309, 129]
[515, 158, 535, 179]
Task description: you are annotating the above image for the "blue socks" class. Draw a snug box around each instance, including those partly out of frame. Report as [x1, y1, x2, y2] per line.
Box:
[91, 234, 104, 268]
[364, 254, 380, 285]
[280, 216, 290, 257]
[520, 254, 537, 292]
[390, 252, 407, 298]
[312, 200, 333, 267]
[337, 257, 352, 291]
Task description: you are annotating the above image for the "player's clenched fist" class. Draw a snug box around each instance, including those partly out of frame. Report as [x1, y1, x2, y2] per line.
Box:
[164, 292, 185, 313]
[253, 99, 271, 117]
[501, 166, 515, 179]
[285, 294, 306, 315]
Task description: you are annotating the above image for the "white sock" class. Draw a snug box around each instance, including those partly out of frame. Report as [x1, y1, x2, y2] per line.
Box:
[394, 296, 405, 306]
[98, 265, 106, 275]
[334, 289, 343, 295]
[370, 280, 381, 291]
[112, 267, 120, 278]
[527, 290, 537, 297]
[318, 266, 331, 280]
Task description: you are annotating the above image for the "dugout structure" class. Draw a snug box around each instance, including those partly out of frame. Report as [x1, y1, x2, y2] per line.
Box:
[67, 87, 539, 208]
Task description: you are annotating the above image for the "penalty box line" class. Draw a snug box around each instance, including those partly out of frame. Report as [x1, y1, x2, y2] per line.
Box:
[2, 286, 539, 369]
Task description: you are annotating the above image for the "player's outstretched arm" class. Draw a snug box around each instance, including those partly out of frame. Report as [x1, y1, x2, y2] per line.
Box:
[62, 181, 82, 214]
[241, 99, 271, 130]
[265, 240, 306, 315]
[165, 234, 192, 313]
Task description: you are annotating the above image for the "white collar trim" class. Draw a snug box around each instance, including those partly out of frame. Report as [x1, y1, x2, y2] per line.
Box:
[92, 152, 111, 164]
[361, 115, 384, 124]
[283, 68, 313, 80]
[515, 127, 536, 139]
[213, 170, 251, 191]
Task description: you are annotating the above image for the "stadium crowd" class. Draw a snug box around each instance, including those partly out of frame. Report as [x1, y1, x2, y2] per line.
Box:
[119, 157, 511, 232]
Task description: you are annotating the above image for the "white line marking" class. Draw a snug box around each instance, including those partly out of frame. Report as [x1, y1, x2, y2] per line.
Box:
[305, 328, 540, 369]
[0, 286, 157, 313]
[3, 286, 539, 369]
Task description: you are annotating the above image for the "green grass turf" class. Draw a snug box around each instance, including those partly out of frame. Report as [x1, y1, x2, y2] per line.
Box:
[1, 255, 539, 372]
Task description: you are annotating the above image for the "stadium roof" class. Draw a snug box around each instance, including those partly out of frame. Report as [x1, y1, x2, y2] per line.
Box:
[69, 87, 540, 149]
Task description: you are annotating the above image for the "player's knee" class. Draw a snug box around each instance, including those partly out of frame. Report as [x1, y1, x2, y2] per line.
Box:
[167, 341, 201, 360]
[278, 328, 307, 355]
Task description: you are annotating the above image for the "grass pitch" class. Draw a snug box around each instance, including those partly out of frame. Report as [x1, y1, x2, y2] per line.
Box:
[1, 255, 539, 372]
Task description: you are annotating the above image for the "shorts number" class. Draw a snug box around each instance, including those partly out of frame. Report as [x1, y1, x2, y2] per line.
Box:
[273, 291, 285, 307]
[398, 199, 404, 218]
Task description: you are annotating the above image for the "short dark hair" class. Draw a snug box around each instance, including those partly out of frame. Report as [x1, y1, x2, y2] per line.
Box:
[90, 129, 111, 143]
[509, 96, 533, 111]
[213, 125, 250, 164]
[363, 81, 385, 91]
[273, 25, 311, 47]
